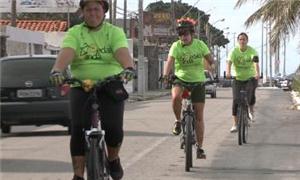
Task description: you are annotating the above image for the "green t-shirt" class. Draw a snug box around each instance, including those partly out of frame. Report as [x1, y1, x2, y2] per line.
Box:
[228, 45, 257, 81]
[61, 22, 128, 81]
[168, 39, 210, 82]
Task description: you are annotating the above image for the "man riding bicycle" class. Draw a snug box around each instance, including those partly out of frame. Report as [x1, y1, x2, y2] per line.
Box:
[163, 18, 214, 158]
[49, 0, 135, 179]
[226, 32, 260, 133]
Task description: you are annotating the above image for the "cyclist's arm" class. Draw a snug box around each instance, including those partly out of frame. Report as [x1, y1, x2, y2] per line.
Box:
[114, 47, 134, 69]
[51, 47, 75, 72]
[254, 62, 260, 79]
[163, 55, 174, 76]
[204, 53, 215, 72]
[226, 60, 232, 79]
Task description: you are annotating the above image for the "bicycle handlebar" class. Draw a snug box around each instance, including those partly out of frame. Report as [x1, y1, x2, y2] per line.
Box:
[63, 73, 123, 92]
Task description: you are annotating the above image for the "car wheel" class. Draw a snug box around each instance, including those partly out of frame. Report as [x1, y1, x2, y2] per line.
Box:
[1, 125, 11, 134]
[67, 125, 71, 135]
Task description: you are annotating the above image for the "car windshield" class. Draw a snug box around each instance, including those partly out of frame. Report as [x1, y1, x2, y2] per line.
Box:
[1, 58, 54, 87]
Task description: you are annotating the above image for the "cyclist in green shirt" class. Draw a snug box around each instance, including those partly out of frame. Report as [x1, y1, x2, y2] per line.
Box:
[163, 18, 214, 159]
[49, 0, 135, 179]
[226, 32, 260, 133]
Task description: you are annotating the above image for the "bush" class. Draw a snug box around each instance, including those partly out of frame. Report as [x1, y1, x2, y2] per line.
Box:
[292, 75, 300, 92]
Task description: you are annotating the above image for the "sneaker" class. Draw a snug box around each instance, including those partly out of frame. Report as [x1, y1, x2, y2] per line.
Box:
[108, 158, 124, 180]
[72, 175, 84, 180]
[196, 146, 206, 159]
[172, 121, 182, 135]
[249, 112, 255, 122]
[230, 125, 238, 133]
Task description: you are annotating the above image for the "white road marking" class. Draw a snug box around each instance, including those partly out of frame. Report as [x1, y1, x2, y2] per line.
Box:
[123, 136, 169, 170]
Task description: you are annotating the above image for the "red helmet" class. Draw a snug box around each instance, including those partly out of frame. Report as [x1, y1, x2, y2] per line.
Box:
[79, 0, 109, 13]
[176, 18, 197, 33]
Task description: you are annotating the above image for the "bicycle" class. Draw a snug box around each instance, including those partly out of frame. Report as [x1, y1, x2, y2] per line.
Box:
[179, 82, 198, 172]
[234, 77, 255, 145]
[170, 79, 214, 172]
[64, 74, 127, 180]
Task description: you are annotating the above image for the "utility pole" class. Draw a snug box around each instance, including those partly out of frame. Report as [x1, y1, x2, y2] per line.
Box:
[123, 0, 127, 35]
[269, 21, 273, 86]
[11, 0, 17, 27]
[171, 0, 176, 35]
[138, 0, 145, 95]
[265, 25, 268, 83]
[109, 0, 112, 23]
[283, 35, 286, 76]
[112, 0, 117, 25]
[261, 22, 264, 79]
[233, 32, 236, 48]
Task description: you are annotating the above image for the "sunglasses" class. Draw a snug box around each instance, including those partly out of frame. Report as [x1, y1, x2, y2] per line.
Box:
[178, 30, 191, 36]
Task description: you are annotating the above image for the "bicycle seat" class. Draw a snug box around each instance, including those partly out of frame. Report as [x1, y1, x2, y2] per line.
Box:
[182, 89, 191, 99]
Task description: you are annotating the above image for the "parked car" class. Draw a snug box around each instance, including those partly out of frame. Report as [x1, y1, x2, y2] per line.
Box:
[280, 79, 292, 91]
[0, 55, 71, 134]
[204, 70, 217, 98]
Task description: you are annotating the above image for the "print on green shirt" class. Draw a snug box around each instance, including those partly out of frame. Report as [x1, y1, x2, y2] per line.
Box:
[228, 45, 258, 81]
[61, 22, 128, 81]
[169, 39, 210, 82]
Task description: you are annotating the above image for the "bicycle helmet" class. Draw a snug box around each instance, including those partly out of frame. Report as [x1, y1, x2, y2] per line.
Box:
[79, 0, 109, 13]
[176, 18, 197, 34]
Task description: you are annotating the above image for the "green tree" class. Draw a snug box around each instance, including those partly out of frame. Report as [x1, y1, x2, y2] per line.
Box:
[235, 0, 300, 48]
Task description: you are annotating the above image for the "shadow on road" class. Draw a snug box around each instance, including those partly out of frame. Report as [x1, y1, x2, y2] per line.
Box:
[124, 130, 170, 137]
[0, 158, 72, 173]
[1, 130, 69, 138]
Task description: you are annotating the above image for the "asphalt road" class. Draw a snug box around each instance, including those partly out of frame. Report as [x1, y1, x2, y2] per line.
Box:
[1, 88, 300, 180]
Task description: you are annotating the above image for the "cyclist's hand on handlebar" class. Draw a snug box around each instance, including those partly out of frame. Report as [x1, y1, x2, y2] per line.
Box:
[121, 67, 136, 83]
[49, 70, 65, 86]
[225, 73, 231, 79]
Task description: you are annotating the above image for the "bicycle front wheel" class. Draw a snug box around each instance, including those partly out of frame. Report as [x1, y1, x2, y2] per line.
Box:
[242, 108, 249, 143]
[86, 137, 108, 180]
[237, 106, 244, 145]
[184, 114, 193, 172]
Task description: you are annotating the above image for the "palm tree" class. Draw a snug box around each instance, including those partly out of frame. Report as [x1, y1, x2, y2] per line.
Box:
[235, 0, 300, 48]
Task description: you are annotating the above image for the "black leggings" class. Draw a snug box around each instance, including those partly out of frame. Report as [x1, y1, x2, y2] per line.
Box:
[70, 87, 124, 156]
[232, 78, 257, 116]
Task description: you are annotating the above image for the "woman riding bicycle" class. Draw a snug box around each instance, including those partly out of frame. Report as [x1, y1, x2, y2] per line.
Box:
[49, 0, 135, 179]
[163, 17, 214, 159]
[226, 32, 260, 133]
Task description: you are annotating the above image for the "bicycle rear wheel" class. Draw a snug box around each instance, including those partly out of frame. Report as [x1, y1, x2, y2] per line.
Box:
[184, 114, 193, 172]
[86, 137, 109, 180]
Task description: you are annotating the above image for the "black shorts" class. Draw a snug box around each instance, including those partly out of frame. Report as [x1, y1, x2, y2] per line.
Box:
[69, 87, 125, 156]
[173, 78, 206, 103]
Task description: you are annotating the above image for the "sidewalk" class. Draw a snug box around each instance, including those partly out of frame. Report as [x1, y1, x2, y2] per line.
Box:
[128, 89, 171, 102]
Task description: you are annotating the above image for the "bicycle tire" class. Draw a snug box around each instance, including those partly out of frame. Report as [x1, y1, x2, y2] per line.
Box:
[237, 106, 244, 145]
[242, 108, 249, 143]
[184, 114, 193, 172]
[86, 137, 108, 180]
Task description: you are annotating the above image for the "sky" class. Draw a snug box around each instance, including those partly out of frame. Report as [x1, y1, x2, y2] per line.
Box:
[120, 0, 300, 76]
